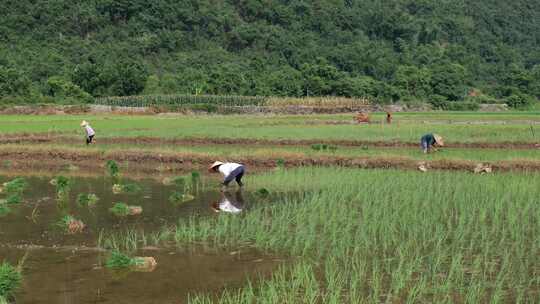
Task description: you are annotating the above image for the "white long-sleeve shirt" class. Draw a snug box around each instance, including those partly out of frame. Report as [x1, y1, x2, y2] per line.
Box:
[85, 125, 95, 136]
[218, 163, 242, 177]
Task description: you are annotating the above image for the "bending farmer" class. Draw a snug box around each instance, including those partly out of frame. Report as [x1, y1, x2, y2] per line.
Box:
[420, 133, 444, 153]
[209, 161, 245, 191]
[81, 120, 95, 145]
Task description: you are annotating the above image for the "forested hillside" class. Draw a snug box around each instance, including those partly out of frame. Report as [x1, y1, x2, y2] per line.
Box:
[1, 0, 539, 107]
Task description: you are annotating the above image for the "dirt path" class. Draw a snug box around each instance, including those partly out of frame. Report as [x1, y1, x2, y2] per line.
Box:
[1, 146, 539, 173]
[1, 134, 539, 149]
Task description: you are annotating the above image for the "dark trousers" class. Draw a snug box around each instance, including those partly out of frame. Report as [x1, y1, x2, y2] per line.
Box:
[223, 165, 245, 186]
[86, 135, 94, 145]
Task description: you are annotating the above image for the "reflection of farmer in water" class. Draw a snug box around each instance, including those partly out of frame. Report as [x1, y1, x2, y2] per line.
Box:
[211, 190, 244, 214]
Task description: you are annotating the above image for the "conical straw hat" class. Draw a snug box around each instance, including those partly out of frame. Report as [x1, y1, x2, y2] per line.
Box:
[433, 134, 444, 146]
[209, 161, 224, 170]
[80, 120, 88, 127]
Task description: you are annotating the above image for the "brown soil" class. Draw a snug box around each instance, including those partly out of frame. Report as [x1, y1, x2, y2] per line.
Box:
[1, 134, 539, 149]
[1, 147, 539, 173]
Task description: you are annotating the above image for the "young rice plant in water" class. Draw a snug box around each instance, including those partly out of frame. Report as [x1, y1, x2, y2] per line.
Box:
[0, 262, 22, 300]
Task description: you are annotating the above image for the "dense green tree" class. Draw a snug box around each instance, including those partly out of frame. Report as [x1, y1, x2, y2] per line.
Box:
[0, 0, 538, 104]
[0, 66, 30, 97]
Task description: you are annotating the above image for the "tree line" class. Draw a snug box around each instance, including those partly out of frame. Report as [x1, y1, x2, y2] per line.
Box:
[0, 0, 539, 109]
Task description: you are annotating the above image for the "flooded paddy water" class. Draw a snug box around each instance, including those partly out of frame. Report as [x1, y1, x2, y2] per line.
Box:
[0, 175, 281, 303]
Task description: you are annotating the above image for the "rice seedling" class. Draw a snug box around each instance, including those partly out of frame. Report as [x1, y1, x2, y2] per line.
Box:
[0, 262, 21, 300]
[176, 168, 540, 303]
[112, 183, 141, 195]
[0, 203, 10, 217]
[109, 202, 130, 217]
[105, 251, 137, 269]
[50, 176, 71, 200]
[310, 143, 337, 152]
[1, 177, 27, 194]
[56, 215, 85, 234]
[109, 203, 142, 217]
[1, 160, 11, 169]
[254, 188, 270, 199]
[4, 194, 22, 205]
[106, 160, 120, 179]
[169, 191, 195, 205]
[105, 250, 156, 272]
[76, 193, 99, 207]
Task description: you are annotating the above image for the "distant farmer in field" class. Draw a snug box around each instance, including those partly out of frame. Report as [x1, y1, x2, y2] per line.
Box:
[209, 161, 245, 191]
[355, 111, 370, 124]
[386, 111, 392, 124]
[80, 120, 95, 145]
[420, 133, 444, 153]
[211, 190, 244, 214]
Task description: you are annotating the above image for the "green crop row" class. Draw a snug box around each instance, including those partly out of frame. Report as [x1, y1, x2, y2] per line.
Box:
[95, 95, 269, 107]
[180, 168, 539, 303]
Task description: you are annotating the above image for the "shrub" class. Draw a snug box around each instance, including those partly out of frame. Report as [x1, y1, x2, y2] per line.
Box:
[46, 76, 93, 103]
[505, 93, 535, 109]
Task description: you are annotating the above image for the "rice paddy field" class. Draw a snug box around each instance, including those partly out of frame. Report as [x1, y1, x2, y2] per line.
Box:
[0, 111, 539, 303]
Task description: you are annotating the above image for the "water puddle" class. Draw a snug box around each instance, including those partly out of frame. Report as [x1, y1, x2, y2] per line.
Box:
[0, 175, 244, 246]
[2, 247, 279, 304]
[0, 175, 280, 303]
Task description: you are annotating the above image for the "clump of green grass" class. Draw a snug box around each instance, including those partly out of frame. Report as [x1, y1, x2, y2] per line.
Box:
[0, 203, 10, 217]
[50, 176, 71, 200]
[112, 183, 141, 194]
[106, 160, 120, 178]
[105, 251, 136, 269]
[0, 177, 27, 206]
[169, 191, 195, 205]
[4, 194, 22, 205]
[76, 193, 99, 207]
[1, 178, 27, 195]
[56, 215, 85, 234]
[310, 143, 337, 152]
[0, 261, 22, 300]
[254, 188, 270, 198]
[109, 202, 130, 217]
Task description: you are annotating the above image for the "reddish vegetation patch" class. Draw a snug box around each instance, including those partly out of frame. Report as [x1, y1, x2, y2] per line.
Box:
[1, 134, 539, 149]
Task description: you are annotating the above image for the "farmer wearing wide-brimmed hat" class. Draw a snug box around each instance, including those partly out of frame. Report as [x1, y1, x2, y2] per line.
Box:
[80, 120, 95, 145]
[420, 133, 444, 153]
[209, 161, 245, 191]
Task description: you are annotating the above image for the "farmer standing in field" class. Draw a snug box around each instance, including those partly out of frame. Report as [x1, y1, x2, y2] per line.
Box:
[420, 133, 444, 153]
[209, 161, 245, 191]
[81, 120, 95, 145]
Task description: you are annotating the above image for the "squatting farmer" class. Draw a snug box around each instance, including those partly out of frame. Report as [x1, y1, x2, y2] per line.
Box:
[209, 161, 245, 191]
[420, 133, 444, 154]
[80, 120, 95, 145]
